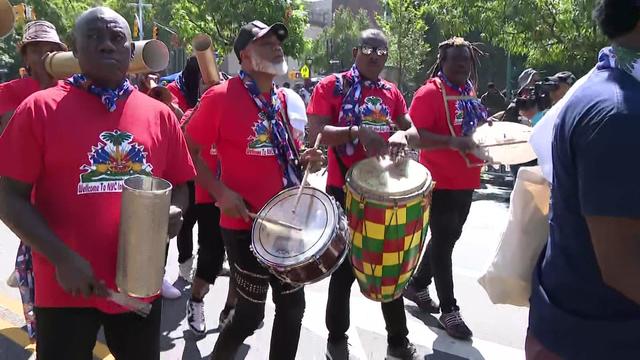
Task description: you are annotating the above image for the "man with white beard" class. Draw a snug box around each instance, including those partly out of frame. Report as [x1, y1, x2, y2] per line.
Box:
[184, 20, 323, 359]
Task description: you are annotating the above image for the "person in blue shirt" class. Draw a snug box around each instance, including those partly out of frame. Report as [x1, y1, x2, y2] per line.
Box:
[527, 1, 640, 359]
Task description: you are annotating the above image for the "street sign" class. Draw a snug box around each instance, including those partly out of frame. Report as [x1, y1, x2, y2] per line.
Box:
[300, 64, 310, 79]
[288, 70, 301, 80]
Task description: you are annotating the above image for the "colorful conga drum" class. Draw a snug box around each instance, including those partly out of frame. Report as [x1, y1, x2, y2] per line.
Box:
[345, 157, 433, 302]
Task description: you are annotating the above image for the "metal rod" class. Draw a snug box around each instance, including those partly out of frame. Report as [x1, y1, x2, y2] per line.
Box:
[248, 212, 303, 231]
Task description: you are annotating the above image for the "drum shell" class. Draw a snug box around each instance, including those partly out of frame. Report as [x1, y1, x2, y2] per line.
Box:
[255, 221, 349, 285]
[345, 158, 434, 302]
[251, 187, 350, 285]
[44, 40, 170, 79]
[116, 175, 172, 298]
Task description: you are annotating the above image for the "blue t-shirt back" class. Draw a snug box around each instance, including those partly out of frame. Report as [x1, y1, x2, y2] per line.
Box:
[529, 68, 640, 359]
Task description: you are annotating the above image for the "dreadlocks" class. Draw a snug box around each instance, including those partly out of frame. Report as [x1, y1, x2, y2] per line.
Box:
[428, 37, 484, 90]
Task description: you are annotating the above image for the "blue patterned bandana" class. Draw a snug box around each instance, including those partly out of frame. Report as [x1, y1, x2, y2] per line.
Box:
[335, 64, 391, 156]
[239, 70, 301, 188]
[437, 71, 488, 136]
[597, 46, 640, 83]
[66, 74, 133, 112]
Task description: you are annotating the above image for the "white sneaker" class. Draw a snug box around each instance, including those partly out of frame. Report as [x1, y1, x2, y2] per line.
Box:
[6, 270, 18, 288]
[186, 298, 206, 335]
[161, 278, 181, 299]
[179, 257, 194, 283]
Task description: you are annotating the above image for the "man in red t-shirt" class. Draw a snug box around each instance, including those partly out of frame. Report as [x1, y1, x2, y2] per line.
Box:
[0, 20, 66, 134]
[185, 21, 322, 359]
[0, 8, 195, 359]
[401, 37, 487, 340]
[307, 29, 420, 360]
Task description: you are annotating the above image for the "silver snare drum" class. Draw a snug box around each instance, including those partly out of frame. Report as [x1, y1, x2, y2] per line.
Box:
[251, 186, 349, 285]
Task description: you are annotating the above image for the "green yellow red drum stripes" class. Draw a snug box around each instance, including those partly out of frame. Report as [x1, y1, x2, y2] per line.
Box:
[346, 189, 431, 302]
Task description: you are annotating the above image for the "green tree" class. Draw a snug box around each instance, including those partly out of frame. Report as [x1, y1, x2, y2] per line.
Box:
[0, 0, 309, 79]
[165, 0, 308, 59]
[424, 0, 606, 74]
[378, 0, 429, 96]
[307, 7, 371, 74]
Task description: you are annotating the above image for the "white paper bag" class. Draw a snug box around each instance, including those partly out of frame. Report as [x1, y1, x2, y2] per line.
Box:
[478, 166, 550, 307]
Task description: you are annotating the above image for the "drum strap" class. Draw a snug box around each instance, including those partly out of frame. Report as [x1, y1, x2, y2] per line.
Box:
[435, 78, 484, 168]
[331, 73, 355, 181]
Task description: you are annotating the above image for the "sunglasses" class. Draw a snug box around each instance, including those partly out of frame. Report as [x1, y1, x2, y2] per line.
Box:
[359, 45, 388, 56]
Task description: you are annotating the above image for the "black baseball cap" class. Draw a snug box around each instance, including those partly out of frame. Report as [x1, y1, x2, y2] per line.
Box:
[233, 20, 288, 62]
[544, 71, 576, 87]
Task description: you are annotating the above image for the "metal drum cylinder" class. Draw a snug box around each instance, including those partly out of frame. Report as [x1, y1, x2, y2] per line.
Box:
[116, 175, 172, 298]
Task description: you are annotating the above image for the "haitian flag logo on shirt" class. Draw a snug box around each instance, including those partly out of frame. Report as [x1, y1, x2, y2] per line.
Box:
[246, 113, 276, 156]
[77, 130, 153, 194]
[360, 96, 391, 133]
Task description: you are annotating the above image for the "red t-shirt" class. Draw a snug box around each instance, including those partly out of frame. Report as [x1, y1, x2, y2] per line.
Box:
[186, 77, 297, 230]
[180, 107, 217, 204]
[0, 78, 40, 114]
[307, 73, 407, 188]
[409, 78, 482, 189]
[167, 81, 191, 113]
[0, 83, 196, 313]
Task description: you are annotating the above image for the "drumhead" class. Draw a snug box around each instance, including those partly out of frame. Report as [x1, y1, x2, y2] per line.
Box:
[472, 122, 537, 165]
[346, 157, 432, 202]
[252, 187, 338, 268]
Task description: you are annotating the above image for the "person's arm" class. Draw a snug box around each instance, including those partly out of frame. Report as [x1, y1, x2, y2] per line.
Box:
[0, 175, 107, 298]
[307, 78, 386, 157]
[168, 182, 189, 239]
[0, 100, 108, 297]
[184, 135, 249, 221]
[404, 85, 477, 153]
[575, 112, 640, 305]
[587, 216, 640, 304]
[404, 126, 475, 152]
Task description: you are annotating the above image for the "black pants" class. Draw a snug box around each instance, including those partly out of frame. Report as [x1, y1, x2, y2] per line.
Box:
[176, 181, 197, 264]
[410, 189, 474, 313]
[192, 203, 224, 283]
[211, 229, 305, 360]
[35, 298, 162, 360]
[326, 186, 409, 348]
[172, 182, 224, 283]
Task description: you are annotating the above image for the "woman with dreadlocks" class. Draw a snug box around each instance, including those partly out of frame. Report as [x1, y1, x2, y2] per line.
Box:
[401, 37, 488, 340]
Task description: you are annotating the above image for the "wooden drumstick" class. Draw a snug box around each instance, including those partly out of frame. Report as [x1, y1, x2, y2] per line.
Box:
[479, 140, 529, 148]
[292, 134, 323, 214]
[248, 212, 303, 231]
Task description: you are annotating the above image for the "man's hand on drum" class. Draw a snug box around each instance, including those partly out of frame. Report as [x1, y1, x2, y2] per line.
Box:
[300, 148, 325, 173]
[388, 130, 408, 162]
[359, 126, 388, 158]
[448, 136, 478, 153]
[215, 185, 250, 222]
[55, 250, 108, 298]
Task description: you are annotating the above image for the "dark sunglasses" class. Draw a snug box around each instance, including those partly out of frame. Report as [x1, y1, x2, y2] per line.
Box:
[359, 45, 388, 56]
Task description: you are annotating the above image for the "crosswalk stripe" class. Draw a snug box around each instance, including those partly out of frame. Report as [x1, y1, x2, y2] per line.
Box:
[0, 291, 115, 360]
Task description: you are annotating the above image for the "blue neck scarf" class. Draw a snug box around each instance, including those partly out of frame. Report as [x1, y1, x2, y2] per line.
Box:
[66, 74, 133, 112]
[175, 72, 188, 97]
[335, 64, 391, 156]
[437, 72, 488, 136]
[597, 46, 640, 83]
[238, 70, 301, 188]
